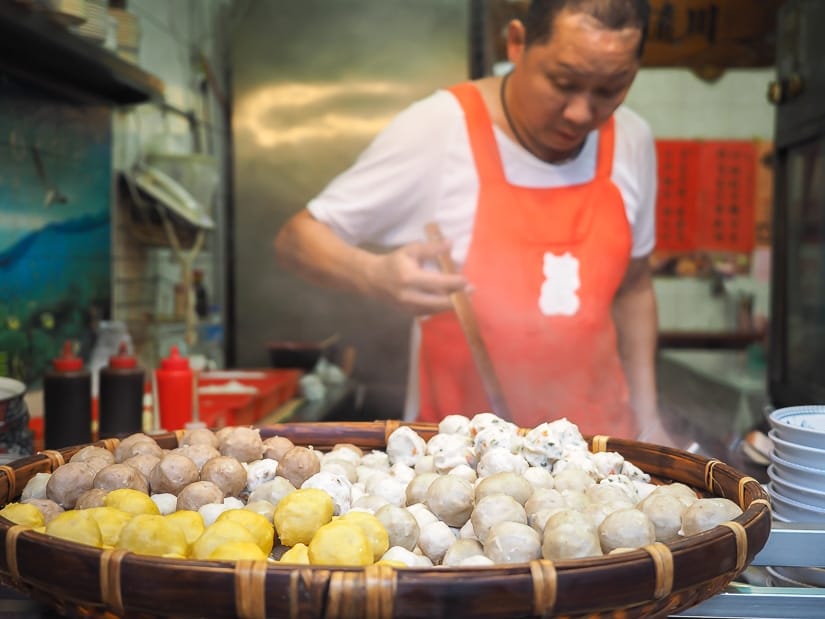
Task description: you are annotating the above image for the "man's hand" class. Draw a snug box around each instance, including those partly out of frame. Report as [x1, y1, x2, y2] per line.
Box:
[363, 240, 469, 315]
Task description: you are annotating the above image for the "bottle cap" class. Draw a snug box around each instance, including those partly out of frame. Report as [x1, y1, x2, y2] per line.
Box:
[52, 340, 83, 372]
[109, 341, 138, 370]
[160, 345, 190, 371]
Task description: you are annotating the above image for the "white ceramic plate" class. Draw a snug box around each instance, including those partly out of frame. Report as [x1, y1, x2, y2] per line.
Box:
[768, 484, 825, 522]
[769, 406, 825, 449]
[769, 429, 825, 470]
[768, 465, 825, 508]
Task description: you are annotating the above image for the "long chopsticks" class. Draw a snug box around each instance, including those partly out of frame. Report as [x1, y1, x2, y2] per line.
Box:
[425, 223, 513, 422]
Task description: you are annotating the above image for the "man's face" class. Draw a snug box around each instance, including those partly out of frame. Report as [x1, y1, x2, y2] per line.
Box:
[510, 9, 641, 159]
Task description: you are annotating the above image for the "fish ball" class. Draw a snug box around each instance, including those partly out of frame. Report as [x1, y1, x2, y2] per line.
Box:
[681, 498, 742, 536]
[484, 521, 541, 564]
[598, 508, 655, 553]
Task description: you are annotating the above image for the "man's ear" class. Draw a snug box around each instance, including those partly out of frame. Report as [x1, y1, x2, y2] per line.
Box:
[506, 19, 526, 64]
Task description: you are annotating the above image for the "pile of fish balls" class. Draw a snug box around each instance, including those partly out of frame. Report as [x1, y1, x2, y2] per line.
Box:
[14, 413, 744, 567]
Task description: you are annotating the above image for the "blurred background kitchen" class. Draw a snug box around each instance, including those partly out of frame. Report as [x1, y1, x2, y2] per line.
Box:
[0, 0, 822, 473]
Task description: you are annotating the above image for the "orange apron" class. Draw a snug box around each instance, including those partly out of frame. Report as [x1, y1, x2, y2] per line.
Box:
[418, 82, 637, 439]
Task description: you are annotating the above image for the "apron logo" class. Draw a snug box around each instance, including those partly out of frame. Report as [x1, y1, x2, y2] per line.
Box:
[539, 252, 580, 316]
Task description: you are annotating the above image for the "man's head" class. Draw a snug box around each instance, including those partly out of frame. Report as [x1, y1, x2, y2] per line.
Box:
[504, 0, 649, 162]
[524, 0, 650, 57]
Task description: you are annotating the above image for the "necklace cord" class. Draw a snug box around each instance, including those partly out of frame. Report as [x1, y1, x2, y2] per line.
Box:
[499, 72, 533, 154]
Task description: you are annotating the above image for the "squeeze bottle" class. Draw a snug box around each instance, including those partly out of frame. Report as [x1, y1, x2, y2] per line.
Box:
[155, 345, 193, 431]
[43, 340, 92, 449]
[98, 342, 145, 438]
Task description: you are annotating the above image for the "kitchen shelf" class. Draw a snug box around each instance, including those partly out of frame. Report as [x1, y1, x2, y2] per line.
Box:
[0, 2, 164, 104]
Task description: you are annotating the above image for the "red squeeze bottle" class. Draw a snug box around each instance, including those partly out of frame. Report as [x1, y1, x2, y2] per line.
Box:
[155, 345, 193, 431]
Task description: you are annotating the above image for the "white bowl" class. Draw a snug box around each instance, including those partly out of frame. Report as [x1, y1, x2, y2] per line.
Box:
[767, 465, 825, 508]
[771, 452, 825, 490]
[768, 484, 825, 522]
[769, 406, 825, 449]
[768, 429, 825, 469]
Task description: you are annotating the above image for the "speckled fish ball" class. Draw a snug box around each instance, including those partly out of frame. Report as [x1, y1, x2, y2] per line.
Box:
[390, 462, 416, 486]
[247, 477, 296, 507]
[262, 435, 294, 461]
[302, 471, 352, 515]
[469, 412, 517, 438]
[542, 520, 602, 560]
[438, 414, 471, 436]
[476, 448, 528, 478]
[471, 494, 527, 544]
[244, 458, 279, 493]
[386, 426, 427, 467]
[475, 472, 533, 505]
[375, 504, 420, 551]
[425, 475, 474, 527]
[598, 508, 655, 553]
[598, 475, 640, 503]
[442, 538, 484, 566]
[639, 493, 686, 542]
[484, 521, 542, 564]
[276, 446, 321, 489]
[46, 461, 96, 509]
[173, 443, 220, 472]
[148, 453, 200, 496]
[180, 427, 219, 449]
[681, 498, 742, 536]
[93, 463, 149, 494]
[75, 488, 109, 509]
[553, 468, 596, 493]
[418, 520, 455, 564]
[590, 451, 625, 477]
[71, 446, 116, 467]
[176, 480, 224, 512]
[360, 449, 390, 471]
[473, 426, 522, 458]
[21, 473, 50, 501]
[428, 433, 476, 472]
[113, 433, 155, 462]
[364, 471, 406, 507]
[219, 426, 264, 463]
[122, 454, 161, 480]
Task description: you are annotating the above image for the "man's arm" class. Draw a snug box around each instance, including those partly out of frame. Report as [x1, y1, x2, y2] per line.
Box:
[611, 256, 672, 445]
[274, 210, 467, 315]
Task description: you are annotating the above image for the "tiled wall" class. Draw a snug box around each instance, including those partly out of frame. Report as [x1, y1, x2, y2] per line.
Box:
[626, 68, 775, 331]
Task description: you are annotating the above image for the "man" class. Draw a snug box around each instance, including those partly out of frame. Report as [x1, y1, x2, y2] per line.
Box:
[276, 0, 672, 444]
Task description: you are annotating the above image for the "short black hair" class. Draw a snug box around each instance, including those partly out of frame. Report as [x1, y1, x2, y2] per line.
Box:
[524, 0, 650, 58]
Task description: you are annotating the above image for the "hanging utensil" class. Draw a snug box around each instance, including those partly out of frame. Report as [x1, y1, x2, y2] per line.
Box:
[425, 223, 512, 422]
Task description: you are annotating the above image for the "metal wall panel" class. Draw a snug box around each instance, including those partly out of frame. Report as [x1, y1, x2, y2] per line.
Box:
[229, 0, 469, 418]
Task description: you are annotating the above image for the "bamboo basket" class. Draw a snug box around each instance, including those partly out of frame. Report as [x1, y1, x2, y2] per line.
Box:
[0, 421, 772, 619]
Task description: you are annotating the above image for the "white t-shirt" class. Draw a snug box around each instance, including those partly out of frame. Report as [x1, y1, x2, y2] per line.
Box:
[307, 88, 657, 420]
[308, 89, 657, 267]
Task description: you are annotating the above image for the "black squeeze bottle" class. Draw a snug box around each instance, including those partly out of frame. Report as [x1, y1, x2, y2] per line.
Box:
[98, 342, 145, 438]
[43, 340, 92, 449]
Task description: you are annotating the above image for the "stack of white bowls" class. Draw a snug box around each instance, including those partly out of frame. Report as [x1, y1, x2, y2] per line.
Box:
[766, 405, 825, 587]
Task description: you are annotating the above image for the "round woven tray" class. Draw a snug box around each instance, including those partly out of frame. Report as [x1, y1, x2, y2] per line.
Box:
[0, 421, 771, 619]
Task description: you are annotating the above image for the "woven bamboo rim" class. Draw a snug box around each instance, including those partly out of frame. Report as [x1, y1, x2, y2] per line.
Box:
[0, 421, 772, 619]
